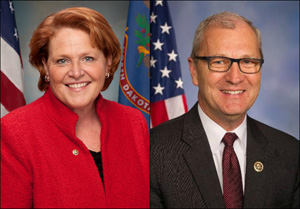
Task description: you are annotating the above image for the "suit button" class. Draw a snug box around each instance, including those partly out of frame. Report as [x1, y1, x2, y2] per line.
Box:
[72, 149, 79, 156]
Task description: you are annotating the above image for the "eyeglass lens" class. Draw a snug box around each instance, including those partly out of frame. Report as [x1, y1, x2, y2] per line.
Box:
[208, 57, 261, 73]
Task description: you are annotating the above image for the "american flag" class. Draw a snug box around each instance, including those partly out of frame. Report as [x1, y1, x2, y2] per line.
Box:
[1, 0, 26, 117]
[150, 0, 188, 128]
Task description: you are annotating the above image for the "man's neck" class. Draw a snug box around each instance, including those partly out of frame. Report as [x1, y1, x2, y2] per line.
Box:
[198, 103, 246, 131]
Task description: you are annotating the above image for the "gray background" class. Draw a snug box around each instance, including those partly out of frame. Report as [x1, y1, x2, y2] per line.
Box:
[14, 1, 299, 139]
[14, 1, 129, 104]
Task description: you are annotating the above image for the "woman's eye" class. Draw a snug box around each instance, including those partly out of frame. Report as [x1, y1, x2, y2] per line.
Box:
[57, 59, 66, 64]
[84, 57, 94, 62]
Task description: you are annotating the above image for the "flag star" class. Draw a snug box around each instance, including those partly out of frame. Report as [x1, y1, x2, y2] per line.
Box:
[150, 56, 157, 68]
[153, 39, 164, 51]
[160, 66, 172, 78]
[150, 12, 157, 24]
[160, 22, 172, 34]
[155, 0, 163, 6]
[153, 83, 165, 95]
[167, 50, 178, 62]
[9, 1, 14, 14]
[14, 28, 19, 41]
[175, 77, 184, 89]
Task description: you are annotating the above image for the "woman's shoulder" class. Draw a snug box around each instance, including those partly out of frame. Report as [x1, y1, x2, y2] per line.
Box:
[100, 98, 148, 131]
[101, 98, 143, 117]
[1, 96, 44, 127]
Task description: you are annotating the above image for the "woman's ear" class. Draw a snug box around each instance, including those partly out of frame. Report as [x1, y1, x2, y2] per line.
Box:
[106, 54, 112, 73]
[42, 58, 49, 75]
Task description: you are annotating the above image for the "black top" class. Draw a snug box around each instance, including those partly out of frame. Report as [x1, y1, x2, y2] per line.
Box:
[89, 150, 104, 185]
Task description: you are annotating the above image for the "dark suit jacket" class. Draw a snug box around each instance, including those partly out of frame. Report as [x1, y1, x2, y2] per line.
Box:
[150, 103, 299, 208]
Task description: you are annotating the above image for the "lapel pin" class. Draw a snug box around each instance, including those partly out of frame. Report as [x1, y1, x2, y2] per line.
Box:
[72, 149, 79, 156]
[254, 161, 263, 172]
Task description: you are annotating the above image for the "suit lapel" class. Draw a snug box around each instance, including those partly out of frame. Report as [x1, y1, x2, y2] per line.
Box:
[243, 116, 271, 208]
[182, 103, 225, 208]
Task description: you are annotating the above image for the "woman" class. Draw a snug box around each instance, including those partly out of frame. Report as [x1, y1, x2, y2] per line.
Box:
[1, 7, 149, 208]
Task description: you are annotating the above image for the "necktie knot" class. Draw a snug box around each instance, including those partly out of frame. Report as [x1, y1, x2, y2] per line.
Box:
[222, 132, 238, 147]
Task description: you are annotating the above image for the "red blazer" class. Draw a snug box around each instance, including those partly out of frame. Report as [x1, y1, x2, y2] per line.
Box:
[1, 89, 149, 208]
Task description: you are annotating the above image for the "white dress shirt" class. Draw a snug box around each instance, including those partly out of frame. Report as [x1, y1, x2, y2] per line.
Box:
[197, 104, 247, 193]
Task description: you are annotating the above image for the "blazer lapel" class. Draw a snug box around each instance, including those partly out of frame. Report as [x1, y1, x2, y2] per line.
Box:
[182, 103, 225, 208]
[243, 116, 271, 208]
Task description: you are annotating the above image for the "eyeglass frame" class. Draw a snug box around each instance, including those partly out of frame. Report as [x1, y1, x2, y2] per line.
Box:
[193, 56, 264, 74]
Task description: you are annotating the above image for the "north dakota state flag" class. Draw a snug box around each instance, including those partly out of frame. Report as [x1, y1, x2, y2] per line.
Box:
[118, 1, 150, 126]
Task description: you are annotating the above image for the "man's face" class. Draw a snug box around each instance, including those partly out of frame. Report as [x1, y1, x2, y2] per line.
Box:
[188, 22, 262, 130]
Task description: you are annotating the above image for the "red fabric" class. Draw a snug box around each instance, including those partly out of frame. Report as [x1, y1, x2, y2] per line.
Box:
[222, 133, 243, 208]
[150, 100, 168, 127]
[1, 89, 150, 208]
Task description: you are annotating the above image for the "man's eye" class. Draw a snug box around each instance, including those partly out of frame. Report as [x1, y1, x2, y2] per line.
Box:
[242, 59, 258, 66]
[243, 60, 252, 64]
[214, 60, 224, 64]
[211, 59, 225, 65]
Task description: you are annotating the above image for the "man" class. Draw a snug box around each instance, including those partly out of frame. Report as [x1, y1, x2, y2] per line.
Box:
[150, 11, 299, 208]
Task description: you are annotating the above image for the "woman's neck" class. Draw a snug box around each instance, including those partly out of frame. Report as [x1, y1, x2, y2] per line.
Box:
[73, 101, 101, 152]
[73, 101, 98, 122]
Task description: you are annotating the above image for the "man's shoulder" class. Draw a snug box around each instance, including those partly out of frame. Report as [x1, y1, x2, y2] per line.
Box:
[150, 111, 194, 160]
[151, 112, 186, 137]
[248, 116, 299, 146]
[150, 103, 200, 145]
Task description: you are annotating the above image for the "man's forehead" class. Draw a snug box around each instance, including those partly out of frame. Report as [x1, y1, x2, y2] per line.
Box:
[199, 23, 260, 56]
[204, 19, 249, 33]
[201, 22, 257, 43]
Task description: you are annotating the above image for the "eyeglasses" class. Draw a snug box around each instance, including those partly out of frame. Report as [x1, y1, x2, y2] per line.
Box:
[194, 56, 264, 74]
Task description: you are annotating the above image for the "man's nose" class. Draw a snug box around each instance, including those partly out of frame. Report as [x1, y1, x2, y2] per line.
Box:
[224, 62, 244, 84]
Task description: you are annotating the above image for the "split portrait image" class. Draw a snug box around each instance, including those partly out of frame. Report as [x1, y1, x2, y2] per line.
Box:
[1, 1, 299, 208]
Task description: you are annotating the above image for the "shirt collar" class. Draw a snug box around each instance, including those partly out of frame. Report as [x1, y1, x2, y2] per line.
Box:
[197, 104, 247, 155]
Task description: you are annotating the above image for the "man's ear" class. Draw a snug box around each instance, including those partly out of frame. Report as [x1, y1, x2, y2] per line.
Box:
[188, 57, 199, 86]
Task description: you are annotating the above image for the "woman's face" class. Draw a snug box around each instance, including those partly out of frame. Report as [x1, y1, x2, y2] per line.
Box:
[43, 27, 112, 111]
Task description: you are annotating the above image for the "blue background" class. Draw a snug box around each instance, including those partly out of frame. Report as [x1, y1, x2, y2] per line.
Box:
[168, 1, 299, 139]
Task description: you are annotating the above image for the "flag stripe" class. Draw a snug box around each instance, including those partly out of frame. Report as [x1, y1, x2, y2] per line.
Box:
[1, 37, 24, 92]
[150, 100, 169, 128]
[1, 71, 26, 111]
[165, 95, 187, 119]
[182, 94, 188, 112]
[0, 103, 9, 116]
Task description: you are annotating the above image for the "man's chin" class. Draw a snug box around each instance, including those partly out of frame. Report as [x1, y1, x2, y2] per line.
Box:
[223, 111, 246, 121]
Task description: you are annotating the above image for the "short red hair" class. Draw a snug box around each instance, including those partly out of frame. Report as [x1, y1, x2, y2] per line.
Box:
[29, 7, 121, 91]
